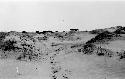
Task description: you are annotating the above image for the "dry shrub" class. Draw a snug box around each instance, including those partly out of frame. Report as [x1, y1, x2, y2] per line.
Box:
[116, 50, 125, 59]
[82, 43, 96, 55]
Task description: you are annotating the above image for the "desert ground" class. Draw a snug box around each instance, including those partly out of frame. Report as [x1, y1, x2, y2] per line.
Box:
[0, 26, 125, 79]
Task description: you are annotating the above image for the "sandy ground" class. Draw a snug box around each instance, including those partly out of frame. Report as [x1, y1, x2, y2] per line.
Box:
[1, 51, 125, 79]
[0, 59, 51, 79]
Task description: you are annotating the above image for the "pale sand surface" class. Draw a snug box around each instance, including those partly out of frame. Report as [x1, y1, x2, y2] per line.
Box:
[0, 59, 51, 79]
[0, 53, 125, 79]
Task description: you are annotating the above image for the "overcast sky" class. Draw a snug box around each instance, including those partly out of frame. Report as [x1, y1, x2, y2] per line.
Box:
[0, 0, 125, 32]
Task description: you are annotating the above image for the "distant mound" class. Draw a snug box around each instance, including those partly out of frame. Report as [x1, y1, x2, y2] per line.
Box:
[78, 43, 114, 57]
[86, 31, 119, 44]
[82, 26, 125, 59]
[89, 26, 117, 34]
[53, 31, 80, 41]
[89, 29, 105, 34]
[114, 26, 125, 34]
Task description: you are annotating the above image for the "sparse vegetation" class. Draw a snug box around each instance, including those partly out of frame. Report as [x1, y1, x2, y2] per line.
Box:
[1, 26, 125, 79]
[81, 43, 96, 55]
[0, 32, 44, 61]
[95, 47, 113, 57]
[0, 32, 9, 48]
[117, 50, 125, 59]
[89, 29, 105, 34]
[114, 26, 125, 34]
[0, 26, 125, 61]
[86, 31, 118, 44]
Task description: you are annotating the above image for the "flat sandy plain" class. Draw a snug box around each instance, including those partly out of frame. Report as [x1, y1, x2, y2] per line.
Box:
[0, 29, 125, 79]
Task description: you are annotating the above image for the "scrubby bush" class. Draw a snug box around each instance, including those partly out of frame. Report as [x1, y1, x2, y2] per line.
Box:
[0, 32, 8, 39]
[16, 40, 42, 61]
[0, 39, 22, 59]
[96, 47, 105, 56]
[114, 27, 125, 34]
[77, 48, 82, 52]
[117, 50, 125, 59]
[82, 43, 96, 55]
[0, 32, 8, 48]
[17, 45, 39, 61]
[1, 39, 20, 51]
[0, 33, 42, 61]
[95, 47, 113, 57]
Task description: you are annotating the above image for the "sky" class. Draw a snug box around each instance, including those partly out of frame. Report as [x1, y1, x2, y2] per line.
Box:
[0, 0, 125, 32]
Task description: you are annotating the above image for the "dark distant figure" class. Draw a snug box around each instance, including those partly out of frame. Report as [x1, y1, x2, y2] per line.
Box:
[22, 31, 27, 33]
[70, 29, 79, 31]
[36, 31, 40, 34]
